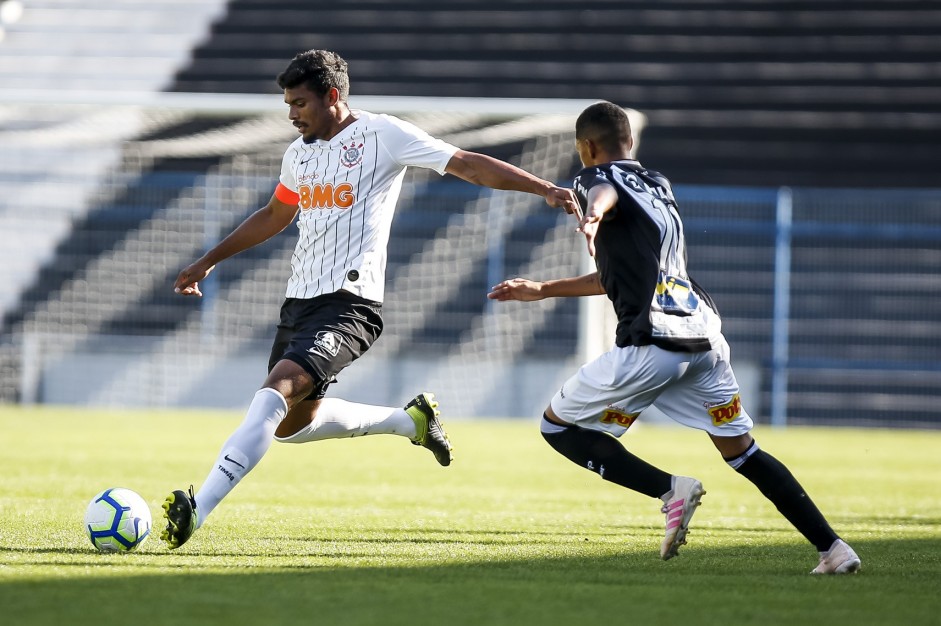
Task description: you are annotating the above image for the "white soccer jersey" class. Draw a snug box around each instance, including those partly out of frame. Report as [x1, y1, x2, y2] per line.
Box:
[275, 110, 459, 302]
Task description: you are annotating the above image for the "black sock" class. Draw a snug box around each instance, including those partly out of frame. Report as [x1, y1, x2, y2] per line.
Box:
[540, 416, 673, 499]
[733, 448, 838, 551]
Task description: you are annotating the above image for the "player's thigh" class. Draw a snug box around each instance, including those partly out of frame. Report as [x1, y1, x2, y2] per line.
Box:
[550, 345, 682, 437]
[652, 340, 753, 436]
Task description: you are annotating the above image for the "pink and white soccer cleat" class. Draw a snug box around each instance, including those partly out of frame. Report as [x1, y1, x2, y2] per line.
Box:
[811, 539, 861, 575]
[660, 476, 706, 560]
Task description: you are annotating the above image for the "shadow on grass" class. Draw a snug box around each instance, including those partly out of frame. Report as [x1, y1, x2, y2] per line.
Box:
[2, 537, 940, 626]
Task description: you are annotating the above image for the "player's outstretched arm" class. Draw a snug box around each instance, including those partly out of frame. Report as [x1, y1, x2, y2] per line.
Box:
[174, 195, 298, 296]
[445, 150, 579, 215]
[488, 273, 605, 302]
[578, 183, 619, 257]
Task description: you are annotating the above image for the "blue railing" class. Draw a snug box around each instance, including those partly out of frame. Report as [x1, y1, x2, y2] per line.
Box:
[674, 185, 941, 427]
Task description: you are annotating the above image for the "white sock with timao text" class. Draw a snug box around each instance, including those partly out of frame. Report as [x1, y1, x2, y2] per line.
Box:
[193, 388, 288, 529]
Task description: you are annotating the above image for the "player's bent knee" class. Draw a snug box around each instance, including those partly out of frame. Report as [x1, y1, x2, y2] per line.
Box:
[541, 413, 570, 435]
[721, 437, 760, 469]
[273, 417, 314, 441]
[710, 432, 754, 458]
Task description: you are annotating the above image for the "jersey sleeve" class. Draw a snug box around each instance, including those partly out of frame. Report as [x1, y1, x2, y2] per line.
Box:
[278, 145, 299, 196]
[573, 167, 615, 215]
[378, 115, 459, 175]
[274, 144, 300, 205]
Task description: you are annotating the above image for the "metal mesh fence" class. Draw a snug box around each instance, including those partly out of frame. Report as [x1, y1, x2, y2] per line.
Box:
[1, 101, 939, 426]
[0, 102, 586, 417]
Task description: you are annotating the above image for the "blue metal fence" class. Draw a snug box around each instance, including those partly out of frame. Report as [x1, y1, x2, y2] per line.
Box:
[675, 185, 941, 428]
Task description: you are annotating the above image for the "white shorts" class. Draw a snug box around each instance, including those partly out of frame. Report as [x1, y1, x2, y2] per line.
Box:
[549, 336, 753, 438]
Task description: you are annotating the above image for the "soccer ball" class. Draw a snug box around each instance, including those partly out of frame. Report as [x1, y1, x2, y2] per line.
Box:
[84, 488, 152, 553]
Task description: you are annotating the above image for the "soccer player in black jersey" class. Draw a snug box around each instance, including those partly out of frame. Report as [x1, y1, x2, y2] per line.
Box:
[488, 101, 861, 574]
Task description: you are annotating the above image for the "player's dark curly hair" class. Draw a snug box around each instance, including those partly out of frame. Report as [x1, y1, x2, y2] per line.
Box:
[575, 101, 632, 154]
[277, 49, 350, 101]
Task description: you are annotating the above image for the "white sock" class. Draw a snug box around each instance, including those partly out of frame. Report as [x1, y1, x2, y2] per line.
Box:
[274, 398, 416, 444]
[194, 388, 288, 529]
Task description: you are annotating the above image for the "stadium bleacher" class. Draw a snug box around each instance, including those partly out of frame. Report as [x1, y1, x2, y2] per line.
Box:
[172, 0, 941, 188]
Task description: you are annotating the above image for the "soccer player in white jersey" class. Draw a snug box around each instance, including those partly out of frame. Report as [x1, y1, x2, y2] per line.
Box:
[160, 49, 579, 549]
[488, 101, 861, 574]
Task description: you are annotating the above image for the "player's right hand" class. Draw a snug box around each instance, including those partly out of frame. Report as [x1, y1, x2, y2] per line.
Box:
[174, 262, 215, 297]
[487, 278, 545, 302]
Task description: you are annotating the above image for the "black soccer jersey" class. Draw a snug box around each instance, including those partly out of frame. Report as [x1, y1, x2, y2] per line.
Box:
[573, 160, 719, 352]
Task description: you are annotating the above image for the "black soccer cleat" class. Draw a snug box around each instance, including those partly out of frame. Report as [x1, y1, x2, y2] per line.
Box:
[160, 485, 197, 549]
[405, 392, 453, 467]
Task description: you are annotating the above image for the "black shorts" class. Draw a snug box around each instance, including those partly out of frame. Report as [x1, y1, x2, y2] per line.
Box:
[269, 291, 383, 400]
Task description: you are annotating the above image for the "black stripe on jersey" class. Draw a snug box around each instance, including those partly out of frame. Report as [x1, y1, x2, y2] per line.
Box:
[316, 149, 336, 291]
[301, 214, 314, 297]
[328, 143, 344, 289]
[294, 148, 321, 296]
[286, 142, 303, 284]
[287, 146, 305, 290]
[297, 216, 314, 299]
[343, 124, 376, 268]
[313, 212, 325, 297]
[310, 147, 329, 297]
[312, 146, 339, 294]
[362, 128, 379, 260]
[308, 214, 324, 298]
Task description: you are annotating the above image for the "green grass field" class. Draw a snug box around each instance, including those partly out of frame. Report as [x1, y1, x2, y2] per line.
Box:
[1, 405, 939, 626]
